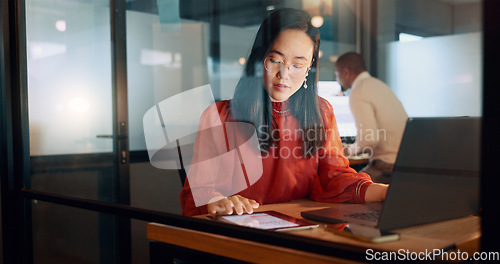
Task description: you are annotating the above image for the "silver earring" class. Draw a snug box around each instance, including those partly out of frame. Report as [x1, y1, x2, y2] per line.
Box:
[303, 78, 308, 89]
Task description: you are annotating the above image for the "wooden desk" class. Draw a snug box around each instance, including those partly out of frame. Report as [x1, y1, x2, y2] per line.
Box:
[147, 199, 480, 263]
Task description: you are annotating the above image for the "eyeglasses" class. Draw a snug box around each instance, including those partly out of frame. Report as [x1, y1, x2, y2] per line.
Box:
[264, 57, 309, 77]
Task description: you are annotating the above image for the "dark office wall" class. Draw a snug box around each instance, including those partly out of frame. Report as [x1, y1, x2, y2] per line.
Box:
[32, 201, 100, 264]
[396, 0, 453, 36]
[130, 162, 183, 264]
[30, 170, 102, 263]
[29, 162, 182, 264]
[454, 3, 482, 34]
[0, 188, 2, 264]
[130, 162, 182, 213]
[1, 0, 6, 261]
[396, 0, 481, 37]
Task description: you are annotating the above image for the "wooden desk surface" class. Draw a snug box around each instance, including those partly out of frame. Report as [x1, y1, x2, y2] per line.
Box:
[147, 199, 480, 263]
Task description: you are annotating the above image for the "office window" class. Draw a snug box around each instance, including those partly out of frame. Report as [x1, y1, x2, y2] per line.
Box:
[26, 0, 113, 156]
[388, 32, 481, 117]
[385, 0, 482, 117]
[25, 1, 122, 261]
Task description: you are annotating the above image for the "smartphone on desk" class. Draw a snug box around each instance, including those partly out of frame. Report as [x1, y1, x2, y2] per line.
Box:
[206, 210, 319, 232]
[326, 223, 400, 243]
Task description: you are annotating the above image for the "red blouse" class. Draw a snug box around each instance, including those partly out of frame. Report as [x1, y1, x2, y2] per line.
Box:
[180, 97, 372, 216]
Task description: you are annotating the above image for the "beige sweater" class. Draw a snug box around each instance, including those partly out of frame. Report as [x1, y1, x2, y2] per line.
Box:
[346, 72, 408, 164]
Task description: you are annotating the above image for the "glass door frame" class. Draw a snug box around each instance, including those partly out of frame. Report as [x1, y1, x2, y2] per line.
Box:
[2, 0, 132, 263]
[1, 0, 33, 262]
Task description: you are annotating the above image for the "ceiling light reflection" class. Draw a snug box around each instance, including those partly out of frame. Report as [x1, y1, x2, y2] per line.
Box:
[311, 15, 324, 28]
[55, 20, 67, 32]
[68, 97, 90, 113]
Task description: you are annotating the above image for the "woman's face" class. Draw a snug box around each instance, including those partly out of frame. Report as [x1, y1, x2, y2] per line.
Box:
[263, 29, 314, 102]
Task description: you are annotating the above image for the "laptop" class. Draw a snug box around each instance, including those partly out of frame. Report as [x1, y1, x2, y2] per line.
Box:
[301, 117, 481, 231]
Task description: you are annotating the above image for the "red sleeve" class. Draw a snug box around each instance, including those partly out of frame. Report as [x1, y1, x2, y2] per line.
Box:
[179, 100, 232, 216]
[180, 179, 209, 216]
[309, 97, 373, 203]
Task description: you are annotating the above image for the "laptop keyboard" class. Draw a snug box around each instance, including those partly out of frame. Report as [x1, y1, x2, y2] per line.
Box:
[345, 211, 380, 222]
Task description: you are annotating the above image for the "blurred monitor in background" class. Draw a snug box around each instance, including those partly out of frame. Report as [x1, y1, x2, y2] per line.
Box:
[317, 81, 356, 143]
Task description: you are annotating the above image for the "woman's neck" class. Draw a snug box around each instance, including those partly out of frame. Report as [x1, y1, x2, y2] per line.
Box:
[271, 100, 291, 117]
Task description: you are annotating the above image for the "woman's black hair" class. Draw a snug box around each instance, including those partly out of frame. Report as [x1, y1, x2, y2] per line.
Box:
[231, 8, 325, 157]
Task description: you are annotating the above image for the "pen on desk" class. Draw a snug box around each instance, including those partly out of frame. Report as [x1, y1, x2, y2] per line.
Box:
[324, 225, 355, 237]
[324, 223, 349, 231]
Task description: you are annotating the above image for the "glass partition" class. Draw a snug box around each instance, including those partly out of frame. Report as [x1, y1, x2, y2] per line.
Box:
[26, 0, 113, 156]
[126, 0, 483, 210]
[23, 0, 482, 263]
[32, 201, 117, 263]
[384, 0, 482, 117]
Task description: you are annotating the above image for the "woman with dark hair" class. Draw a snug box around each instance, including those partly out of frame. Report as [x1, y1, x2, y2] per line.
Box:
[180, 8, 388, 216]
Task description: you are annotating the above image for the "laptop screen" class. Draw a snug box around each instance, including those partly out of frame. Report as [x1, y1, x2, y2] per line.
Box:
[394, 117, 481, 172]
[378, 117, 481, 231]
[301, 117, 481, 231]
[317, 81, 357, 140]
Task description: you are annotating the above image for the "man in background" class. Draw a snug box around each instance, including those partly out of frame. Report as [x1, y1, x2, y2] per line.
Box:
[335, 52, 408, 183]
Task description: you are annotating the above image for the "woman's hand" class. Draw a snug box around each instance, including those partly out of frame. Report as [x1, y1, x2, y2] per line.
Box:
[364, 183, 389, 203]
[207, 195, 260, 215]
